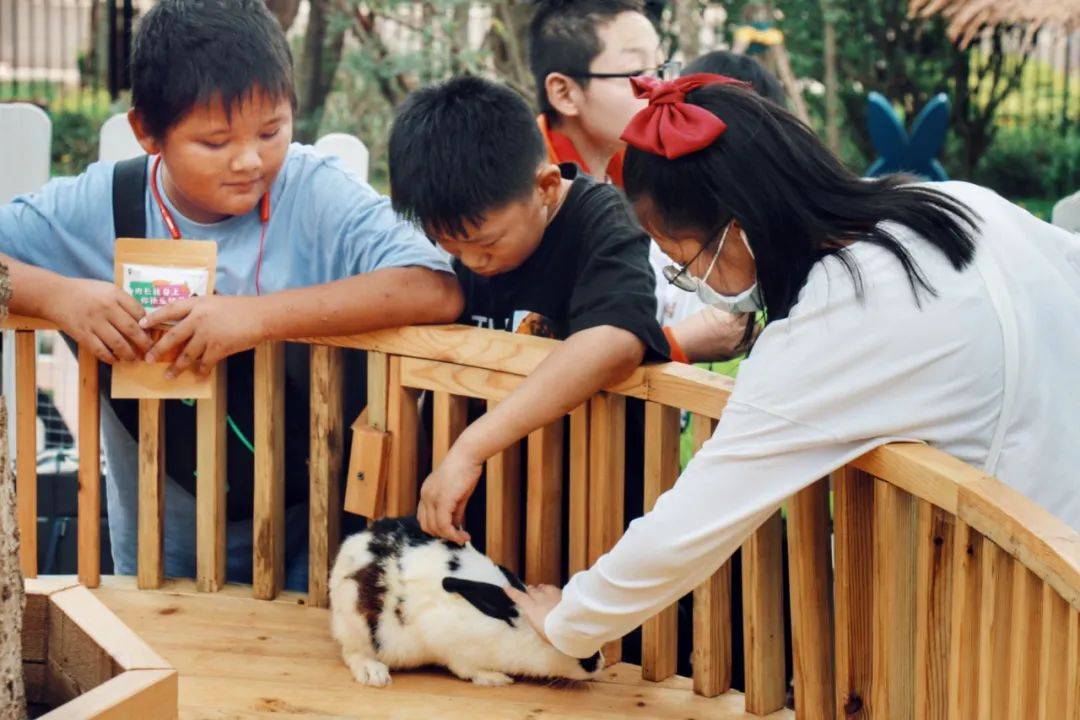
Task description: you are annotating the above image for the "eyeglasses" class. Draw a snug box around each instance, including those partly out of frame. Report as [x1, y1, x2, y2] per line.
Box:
[569, 60, 682, 82]
[662, 220, 732, 293]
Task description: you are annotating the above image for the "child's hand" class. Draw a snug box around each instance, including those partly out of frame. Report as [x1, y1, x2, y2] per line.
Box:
[504, 585, 561, 644]
[418, 449, 484, 544]
[142, 295, 264, 378]
[50, 278, 153, 363]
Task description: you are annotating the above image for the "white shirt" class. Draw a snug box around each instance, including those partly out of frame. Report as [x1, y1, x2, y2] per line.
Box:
[546, 182, 1080, 659]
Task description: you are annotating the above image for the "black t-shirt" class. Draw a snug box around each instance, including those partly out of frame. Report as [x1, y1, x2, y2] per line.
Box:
[456, 165, 669, 358]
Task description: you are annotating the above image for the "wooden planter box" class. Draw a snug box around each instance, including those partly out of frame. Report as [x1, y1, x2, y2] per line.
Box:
[21, 578, 177, 719]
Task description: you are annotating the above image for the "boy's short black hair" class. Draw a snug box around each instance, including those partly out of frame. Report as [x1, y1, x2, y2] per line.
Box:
[131, 0, 295, 138]
[389, 76, 546, 239]
[683, 51, 787, 106]
[529, 0, 647, 122]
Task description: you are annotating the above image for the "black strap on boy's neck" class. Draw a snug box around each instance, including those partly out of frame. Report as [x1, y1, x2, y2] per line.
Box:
[112, 155, 148, 239]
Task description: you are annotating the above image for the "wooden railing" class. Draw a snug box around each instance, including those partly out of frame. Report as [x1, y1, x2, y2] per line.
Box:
[6, 315, 1080, 718]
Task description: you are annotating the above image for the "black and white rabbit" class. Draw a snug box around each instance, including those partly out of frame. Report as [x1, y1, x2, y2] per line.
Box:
[329, 516, 603, 687]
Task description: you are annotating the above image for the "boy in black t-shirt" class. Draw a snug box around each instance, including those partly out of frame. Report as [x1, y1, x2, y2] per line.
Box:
[389, 76, 668, 543]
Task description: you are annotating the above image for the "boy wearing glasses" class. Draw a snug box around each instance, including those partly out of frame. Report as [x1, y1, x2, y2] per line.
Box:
[388, 77, 670, 544]
[530, 0, 676, 189]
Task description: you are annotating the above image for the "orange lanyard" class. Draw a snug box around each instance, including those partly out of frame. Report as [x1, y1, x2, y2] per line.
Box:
[149, 155, 271, 294]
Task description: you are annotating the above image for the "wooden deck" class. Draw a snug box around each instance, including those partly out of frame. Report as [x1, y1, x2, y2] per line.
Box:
[85, 576, 793, 720]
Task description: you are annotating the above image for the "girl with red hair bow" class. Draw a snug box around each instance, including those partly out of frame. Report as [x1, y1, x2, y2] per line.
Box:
[507, 75, 1080, 659]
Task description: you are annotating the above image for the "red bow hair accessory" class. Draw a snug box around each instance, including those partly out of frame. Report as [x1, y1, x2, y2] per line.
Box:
[620, 73, 751, 159]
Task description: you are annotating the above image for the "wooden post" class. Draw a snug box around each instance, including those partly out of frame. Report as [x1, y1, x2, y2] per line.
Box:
[77, 348, 101, 588]
[568, 404, 589, 576]
[253, 341, 285, 600]
[432, 392, 468, 467]
[641, 402, 679, 682]
[137, 399, 164, 590]
[486, 400, 522, 575]
[309, 345, 343, 608]
[914, 501, 955, 720]
[833, 466, 873, 719]
[1037, 584, 1070, 720]
[526, 420, 563, 586]
[689, 414, 733, 698]
[14, 330, 36, 578]
[871, 480, 917, 719]
[385, 356, 419, 516]
[787, 477, 835, 720]
[977, 542, 1014, 718]
[948, 520, 983, 719]
[1065, 607, 1079, 720]
[1007, 562, 1043, 719]
[196, 366, 227, 592]
[742, 510, 787, 715]
[588, 393, 625, 665]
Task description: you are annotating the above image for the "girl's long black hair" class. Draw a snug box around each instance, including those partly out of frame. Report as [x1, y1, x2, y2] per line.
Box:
[623, 84, 981, 324]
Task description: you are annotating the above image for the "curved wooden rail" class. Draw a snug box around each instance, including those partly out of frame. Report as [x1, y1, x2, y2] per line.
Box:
[5, 315, 1079, 719]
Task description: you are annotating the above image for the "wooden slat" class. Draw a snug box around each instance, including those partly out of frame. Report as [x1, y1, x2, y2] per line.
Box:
[976, 541, 1014, 720]
[947, 520, 983, 720]
[1067, 606, 1079, 720]
[15, 330, 37, 577]
[1037, 583, 1070, 720]
[568, 404, 589, 576]
[850, 442, 982, 515]
[309, 345, 344, 609]
[366, 351, 389, 431]
[693, 563, 732, 698]
[588, 393, 626, 665]
[742, 509, 787, 715]
[833, 466, 874, 720]
[313, 324, 735, 419]
[399, 356, 522, 402]
[1007, 561, 1043, 720]
[915, 501, 955, 720]
[77, 346, 101, 587]
[137, 399, 164, 590]
[688, 413, 732, 699]
[196, 366, 227, 593]
[432, 392, 469, 467]
[871, 479, 917, 719]
[641, 402, 680, 683]
[385, 355, 420, 516]
[787, 477, 835, 720]
[526, 420, 563, 586]
[485, 399, 522, 575]
[253, 341, 286, 600]
[37, 669, 178, 720]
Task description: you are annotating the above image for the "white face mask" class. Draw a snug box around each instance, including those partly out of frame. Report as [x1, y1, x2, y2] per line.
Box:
[675, 221, 764, 314]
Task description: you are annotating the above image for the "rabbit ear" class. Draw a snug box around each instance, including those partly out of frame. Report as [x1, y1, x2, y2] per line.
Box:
[497, 564, 527, 593]
[907, 93, 951, 170]
[866, 92, 908, 165]
[442, 577, 520, 627]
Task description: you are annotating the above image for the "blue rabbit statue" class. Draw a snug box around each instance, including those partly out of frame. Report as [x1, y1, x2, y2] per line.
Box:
[865, 91, 950, 181]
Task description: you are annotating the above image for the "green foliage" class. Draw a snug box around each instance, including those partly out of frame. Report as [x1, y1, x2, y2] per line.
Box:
[970, 127, 1080, 202]
[50, 105, 115, 177]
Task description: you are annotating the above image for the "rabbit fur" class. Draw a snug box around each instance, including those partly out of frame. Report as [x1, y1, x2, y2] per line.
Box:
[330, 516, 603, 688]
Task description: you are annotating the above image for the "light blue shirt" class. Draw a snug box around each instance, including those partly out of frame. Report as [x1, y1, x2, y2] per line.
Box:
[0, 143, 451, 582]
[0, 142, 452, 287]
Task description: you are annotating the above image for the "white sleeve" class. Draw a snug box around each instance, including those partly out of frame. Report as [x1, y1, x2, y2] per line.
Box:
[544, 399, 878, 659]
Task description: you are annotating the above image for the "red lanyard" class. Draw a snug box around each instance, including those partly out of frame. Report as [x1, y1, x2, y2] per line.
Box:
[149, 155, 271, 295]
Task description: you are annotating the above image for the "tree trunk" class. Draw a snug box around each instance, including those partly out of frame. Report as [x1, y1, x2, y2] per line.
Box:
[265, 0, 302, 31]
[821, 0, 840, 153]
[296, 0, 348, 142]
[676, 0, 701, 62]
[0, 262, 24, 720]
